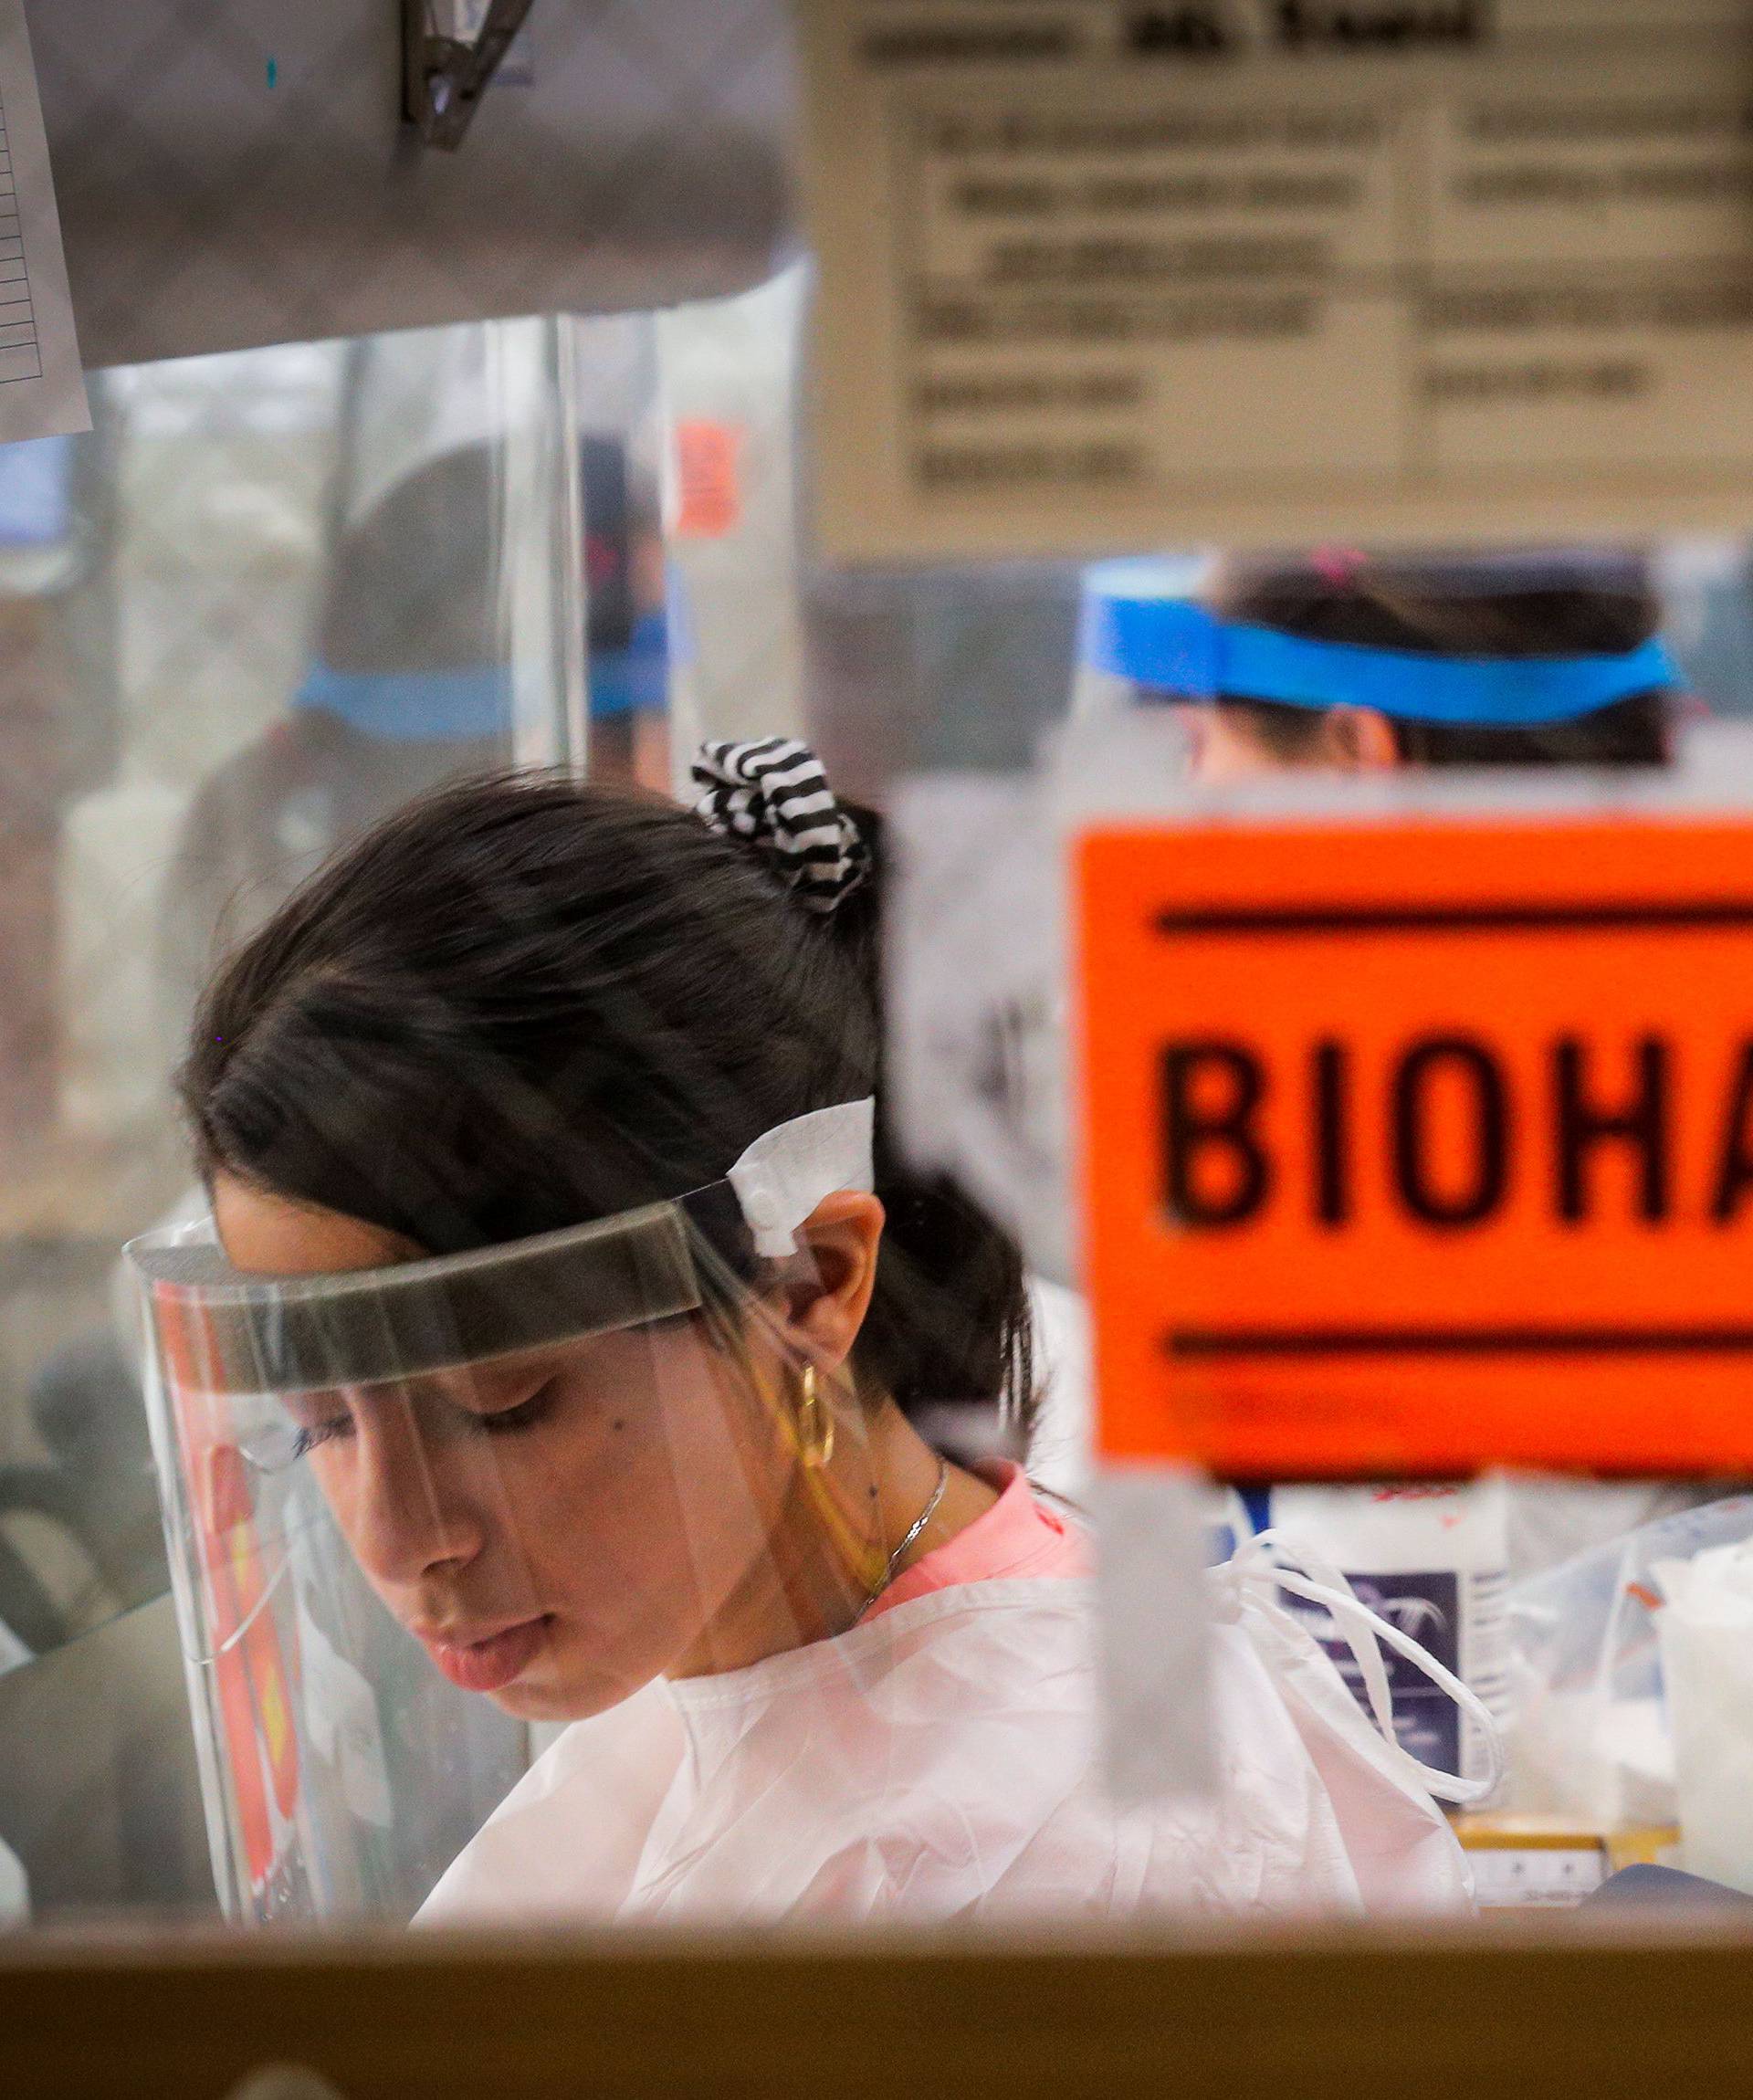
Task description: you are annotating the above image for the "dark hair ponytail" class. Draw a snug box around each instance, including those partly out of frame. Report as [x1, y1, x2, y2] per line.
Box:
[181, 770, 1034, 1436]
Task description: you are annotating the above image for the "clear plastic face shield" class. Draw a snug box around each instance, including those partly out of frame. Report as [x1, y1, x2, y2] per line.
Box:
[128, 1102, 884, 1924]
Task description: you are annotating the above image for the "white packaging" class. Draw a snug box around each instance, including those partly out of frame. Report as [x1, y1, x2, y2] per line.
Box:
[1654, 1541, 1753, 1895]
[1502, 1495, 1753, 1830]
[56, 780, 191, 1139]
[0, 1832, 27, 1926]
[1270, 1481, 1511, 1798]
[1091, 1464, 1216, 1807]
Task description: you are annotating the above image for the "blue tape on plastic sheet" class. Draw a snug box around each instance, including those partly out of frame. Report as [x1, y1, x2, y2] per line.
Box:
[293, 662, 513, 743]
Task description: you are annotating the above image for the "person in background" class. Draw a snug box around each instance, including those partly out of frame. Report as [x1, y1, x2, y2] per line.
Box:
[581, 434, 672, 792]
[71, 443, 514, 1706]
[1083, 545, 1677, 782]
[159, 446, 512, 1016]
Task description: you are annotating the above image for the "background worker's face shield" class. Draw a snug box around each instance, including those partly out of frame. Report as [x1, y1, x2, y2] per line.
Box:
[1073, 552, 1683, 783]
[127, 1105, 885, 1925]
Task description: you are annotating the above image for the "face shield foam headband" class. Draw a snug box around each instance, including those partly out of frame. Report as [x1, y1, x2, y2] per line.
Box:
[125, 1098, 876, 1397]
[1079, 591, 1681, 728]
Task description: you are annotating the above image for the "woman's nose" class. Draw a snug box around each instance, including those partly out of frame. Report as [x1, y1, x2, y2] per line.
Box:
[342, 1394, 488, 1586]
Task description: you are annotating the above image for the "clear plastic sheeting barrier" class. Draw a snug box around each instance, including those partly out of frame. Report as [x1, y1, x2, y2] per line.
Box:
[0, 1593, 208, 1922]
[0, 278, 812, 1929]
[0, 311, 585, 1922]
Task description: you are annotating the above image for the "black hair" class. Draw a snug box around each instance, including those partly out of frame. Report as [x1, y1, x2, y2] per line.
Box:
[1206, 551, 1674, 769]
[180, 772, 1034, 1433]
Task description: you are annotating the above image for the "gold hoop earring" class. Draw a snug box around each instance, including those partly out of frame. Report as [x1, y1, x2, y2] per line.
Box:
[796, 1362, 835, 1470]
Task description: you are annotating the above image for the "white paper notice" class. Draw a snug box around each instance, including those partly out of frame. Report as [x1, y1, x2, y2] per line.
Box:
[798, 1, 1753, 561]
[1090, 1464, 1215, 1803]
[0, 0, 86, 442]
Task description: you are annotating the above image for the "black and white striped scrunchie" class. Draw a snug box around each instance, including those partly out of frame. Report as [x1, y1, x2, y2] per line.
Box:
[690, 738, 872, 917]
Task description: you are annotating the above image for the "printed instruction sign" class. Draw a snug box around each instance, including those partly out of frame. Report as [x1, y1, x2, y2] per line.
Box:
[1078, 814, 1753, 1477]
[798, 0, 1753, 561]
[0, 0, 86, 442]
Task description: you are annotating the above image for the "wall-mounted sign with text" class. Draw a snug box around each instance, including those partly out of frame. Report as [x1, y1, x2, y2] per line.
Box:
[799, 0, 1753, 560]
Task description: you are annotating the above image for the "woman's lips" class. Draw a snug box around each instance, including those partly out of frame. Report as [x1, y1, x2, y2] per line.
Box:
[420, 1615, 551, 1694]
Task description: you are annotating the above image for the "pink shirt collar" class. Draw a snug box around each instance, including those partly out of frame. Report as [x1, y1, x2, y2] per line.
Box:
[863, 1458, 1091, 1622]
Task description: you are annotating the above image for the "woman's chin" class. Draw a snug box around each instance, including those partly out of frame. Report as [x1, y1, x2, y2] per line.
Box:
[483, 1649, 649, 1724]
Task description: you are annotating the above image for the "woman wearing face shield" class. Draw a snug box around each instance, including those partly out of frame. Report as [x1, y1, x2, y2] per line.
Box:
[132, 745, 1476, 1927]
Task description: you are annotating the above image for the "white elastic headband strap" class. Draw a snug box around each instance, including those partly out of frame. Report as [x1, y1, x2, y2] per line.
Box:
[727, 1099, 876, 1258]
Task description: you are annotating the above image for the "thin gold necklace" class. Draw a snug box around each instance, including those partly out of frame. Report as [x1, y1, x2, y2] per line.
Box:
[866, 1456, 949, 1609]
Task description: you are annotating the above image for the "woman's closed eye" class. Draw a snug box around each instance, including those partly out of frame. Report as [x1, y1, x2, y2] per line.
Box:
[289, 1412, 352, 1460]
[477, 1379, 560, 1436]
[282, 1376, 562, 1462]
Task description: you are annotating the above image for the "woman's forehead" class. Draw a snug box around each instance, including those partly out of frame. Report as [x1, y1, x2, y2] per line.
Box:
[212, 1171, 425, 1277]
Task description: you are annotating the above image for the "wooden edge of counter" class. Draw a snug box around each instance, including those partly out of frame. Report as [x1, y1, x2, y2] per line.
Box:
[3, 1915, 1753, 2098]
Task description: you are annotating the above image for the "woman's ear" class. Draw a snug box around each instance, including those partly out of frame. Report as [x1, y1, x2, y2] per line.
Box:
[1317, 703, 1400, 772]
[779, 1192, 885, 1370]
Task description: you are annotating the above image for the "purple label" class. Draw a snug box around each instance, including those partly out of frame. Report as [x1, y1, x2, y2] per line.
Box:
[1286, 1569, 1461, 1774]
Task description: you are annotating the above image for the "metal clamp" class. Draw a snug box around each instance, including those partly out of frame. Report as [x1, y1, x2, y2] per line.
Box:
[402, 0, 536, 152]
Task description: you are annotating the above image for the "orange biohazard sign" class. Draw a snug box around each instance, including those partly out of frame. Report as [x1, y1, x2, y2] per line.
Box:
[1079, 814, 1753, 1478]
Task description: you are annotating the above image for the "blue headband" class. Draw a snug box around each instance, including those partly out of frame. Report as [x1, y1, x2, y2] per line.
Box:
[293, 662, 513, 743]
[1081, 593, 1679, 728]
[589, 609, 670, 721]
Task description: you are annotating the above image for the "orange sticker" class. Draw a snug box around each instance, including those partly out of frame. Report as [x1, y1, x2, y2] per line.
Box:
[1078, 815, 1753, 1479]
[671, 419, 742, 540]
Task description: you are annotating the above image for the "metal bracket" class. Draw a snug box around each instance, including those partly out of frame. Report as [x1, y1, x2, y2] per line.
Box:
[402, 0, 536, 152]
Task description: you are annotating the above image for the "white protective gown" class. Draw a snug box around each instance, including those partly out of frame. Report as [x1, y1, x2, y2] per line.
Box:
[419, 1564, 1473, 1926]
